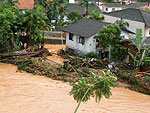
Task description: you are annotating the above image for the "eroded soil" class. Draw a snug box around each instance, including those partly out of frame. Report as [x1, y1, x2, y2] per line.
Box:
[44, 44, 65, 64]
[0, 63, 150, 113]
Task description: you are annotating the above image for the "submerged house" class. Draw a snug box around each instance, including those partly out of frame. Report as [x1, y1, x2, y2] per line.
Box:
[61, 18, 135, 55]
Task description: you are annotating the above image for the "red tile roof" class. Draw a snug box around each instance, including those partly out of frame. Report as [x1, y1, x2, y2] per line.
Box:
[16, 0, 34, 9]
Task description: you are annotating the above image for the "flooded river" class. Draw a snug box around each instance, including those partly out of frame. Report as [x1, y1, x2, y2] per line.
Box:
[0, 63, 150, 113]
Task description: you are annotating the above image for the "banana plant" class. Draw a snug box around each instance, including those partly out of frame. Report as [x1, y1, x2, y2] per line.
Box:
[70, 70, 117, 113]
[128, 29, 149, 69]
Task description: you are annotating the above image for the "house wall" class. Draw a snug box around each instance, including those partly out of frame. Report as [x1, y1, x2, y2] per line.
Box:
[102, 14, 145, 37]
[102, 6, 122, 12]
[145, 27, 150, 37]
[66, 33, 96, 54]
[120, 31, 130, 40]
[69, 0, 75, 3]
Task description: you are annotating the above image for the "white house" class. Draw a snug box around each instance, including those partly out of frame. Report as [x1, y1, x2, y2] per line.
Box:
[69, 0, 75, 3]
[100, 3, 124, 12]
[102, 8, 150, 38]
[61, 18, 135, 55]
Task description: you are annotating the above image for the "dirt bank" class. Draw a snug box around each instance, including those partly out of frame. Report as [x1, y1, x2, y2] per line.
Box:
[0, 63, 150, 113]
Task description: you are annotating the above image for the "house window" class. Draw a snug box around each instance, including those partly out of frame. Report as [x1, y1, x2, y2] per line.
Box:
[69, 33, 73, 41]
[106, 8, 108, 11]
[78, 36, 85, 45]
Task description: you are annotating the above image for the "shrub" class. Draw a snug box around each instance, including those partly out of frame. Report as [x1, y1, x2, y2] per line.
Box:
[112, 44, 128, 61]
[86, 52, 98, 58]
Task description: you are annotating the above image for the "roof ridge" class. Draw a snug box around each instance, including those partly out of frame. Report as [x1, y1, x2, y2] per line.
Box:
[139, 10, 147, 25]
[81, 17, 111, 24]
[105, 8, 134, 14]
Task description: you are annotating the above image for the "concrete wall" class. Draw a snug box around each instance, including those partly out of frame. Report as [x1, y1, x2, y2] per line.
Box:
[121, 31, 130, 40]
[102, 14, 145, 37]
[145, 27, 150, 37]
[66, 33, 96, 54]
[69, 0, 75, 3]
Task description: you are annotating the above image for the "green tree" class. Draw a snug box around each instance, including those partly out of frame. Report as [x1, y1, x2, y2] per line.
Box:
[3, 0, 18, 6]
[94, 24, 121, 60]
[115, 17, 129, 29]
[128, 29, 149, 69]
[34, 0, 49, 9]
[23, 5, 48, 46]
[79, 0, 96, 16]
[95, 24, 121, 48]
[34, 0, 68, 28]
[88, 9, 104, 21]
[70, 70, 117, 113]
[67, 11, 83, 24]
[0, 1, 18, 53]
[55, 0, 69, 27]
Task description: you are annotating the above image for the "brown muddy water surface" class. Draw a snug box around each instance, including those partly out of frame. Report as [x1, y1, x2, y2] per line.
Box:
[0, 63, 150, 113]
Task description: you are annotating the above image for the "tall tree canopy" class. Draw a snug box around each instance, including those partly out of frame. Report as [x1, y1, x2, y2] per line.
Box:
[0, 2, 19, 53]
[2, 0, 18, 6]
[0, 1, 48, 53]
[34, 0, 69, 27]
[23, 5, 48, 45]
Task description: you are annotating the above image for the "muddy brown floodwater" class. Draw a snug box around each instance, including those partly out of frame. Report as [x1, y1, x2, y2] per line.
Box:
[0, 63, 150, 113]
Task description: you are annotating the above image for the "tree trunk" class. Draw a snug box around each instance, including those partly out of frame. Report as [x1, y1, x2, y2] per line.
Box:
[11, 34, 16, 50]
[28, 26, 32, 45]
[109, 45, 112, 61]
[86, 7, 89, 16]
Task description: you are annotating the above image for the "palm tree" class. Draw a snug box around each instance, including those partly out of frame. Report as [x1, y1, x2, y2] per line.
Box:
[70, 70, 117, 113]
[79, 0, 95, 16]
[128, 29, 149, 69]
[115, 17, 129, 28]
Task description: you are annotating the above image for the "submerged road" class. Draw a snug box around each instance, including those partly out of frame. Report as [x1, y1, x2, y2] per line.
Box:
[0, 63, 150, 113]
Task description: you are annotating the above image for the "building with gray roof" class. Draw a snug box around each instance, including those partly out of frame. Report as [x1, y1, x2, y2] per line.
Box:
[103, 8, 150, 37]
